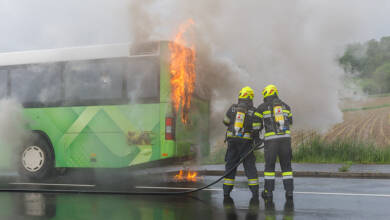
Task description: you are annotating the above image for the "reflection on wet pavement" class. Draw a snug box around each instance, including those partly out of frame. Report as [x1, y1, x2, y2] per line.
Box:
[1, 175, 390, 219]
[0, 191, 299, 220]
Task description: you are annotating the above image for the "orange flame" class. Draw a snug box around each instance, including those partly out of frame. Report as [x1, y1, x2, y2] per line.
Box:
[173, 169, 199, 182]
[174, 170, 184, 181]
[169, 19, 196, 124]
[187, 171, 198, 182]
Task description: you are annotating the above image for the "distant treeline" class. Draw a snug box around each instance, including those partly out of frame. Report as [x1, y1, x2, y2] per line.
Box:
[339, 36, 390, 94]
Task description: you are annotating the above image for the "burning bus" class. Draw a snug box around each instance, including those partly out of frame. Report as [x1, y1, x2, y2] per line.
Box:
[0, 41, 210, 179]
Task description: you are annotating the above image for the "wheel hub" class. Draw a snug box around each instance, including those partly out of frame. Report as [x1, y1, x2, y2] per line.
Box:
[22, 146, 45, 172]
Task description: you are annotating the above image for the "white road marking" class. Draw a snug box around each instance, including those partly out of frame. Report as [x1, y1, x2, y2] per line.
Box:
[9, 182, 95, 187]
[295, 191, 390, 197]
[8, 183, 390, 197]
[135, 186, 390, 197]
[135, 186, 222, 191]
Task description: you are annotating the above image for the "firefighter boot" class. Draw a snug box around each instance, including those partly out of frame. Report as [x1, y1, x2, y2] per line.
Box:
[263, 178, 275, 200]
[223, 184, 234, 198]
[261, 190, 273, 201]
[249, 185, 259, 199]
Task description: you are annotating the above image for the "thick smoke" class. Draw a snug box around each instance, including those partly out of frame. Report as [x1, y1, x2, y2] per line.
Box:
[0, 99, 29, 146]
[128, 0, 380, 144]
[0, 99, 30, 169]
[0, 1, 389, 157]
[129, 0, 160, 44]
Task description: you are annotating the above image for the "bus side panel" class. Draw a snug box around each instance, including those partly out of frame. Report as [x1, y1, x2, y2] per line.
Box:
[23, 107, 78, 166]
[113, 104, 161, 167]
[24, 104, 161, 168]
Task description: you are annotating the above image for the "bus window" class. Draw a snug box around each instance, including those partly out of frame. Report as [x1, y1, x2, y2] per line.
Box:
[127, 56, 159, 102]
[64, 60, 124, 104]
[10, 65, 62, 105]
[0, 70, 7, 98]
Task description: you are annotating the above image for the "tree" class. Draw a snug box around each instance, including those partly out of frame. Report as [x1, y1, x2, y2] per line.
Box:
[339, 36, 390, 94]
[339, 43, 365, 75]
[373, 62, 390, 93]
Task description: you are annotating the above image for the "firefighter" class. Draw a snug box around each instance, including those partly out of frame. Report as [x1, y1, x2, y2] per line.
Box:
[256, 84, 294, 201]
[222, 86, 262, 198]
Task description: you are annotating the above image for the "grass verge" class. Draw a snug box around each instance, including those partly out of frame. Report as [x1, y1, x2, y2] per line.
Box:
[293, 135, 390, 164]
[203, 135, 390, 165]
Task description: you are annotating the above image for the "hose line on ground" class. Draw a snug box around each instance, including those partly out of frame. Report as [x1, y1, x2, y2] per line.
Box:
[0, 143, 264, 196]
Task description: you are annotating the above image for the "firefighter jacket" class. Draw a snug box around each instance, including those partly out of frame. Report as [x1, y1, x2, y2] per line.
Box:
[256, 95, 293, 141]
[223, 99, 262, 140]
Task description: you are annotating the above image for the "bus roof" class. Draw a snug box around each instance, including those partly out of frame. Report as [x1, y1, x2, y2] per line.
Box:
[0, 42, 162, 67]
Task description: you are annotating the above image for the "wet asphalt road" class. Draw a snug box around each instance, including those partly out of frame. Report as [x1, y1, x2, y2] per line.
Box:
[0, 170, 390, 219]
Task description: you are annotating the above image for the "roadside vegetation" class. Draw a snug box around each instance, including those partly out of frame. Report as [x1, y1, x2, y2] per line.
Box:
[293, 135, 390, 164]
[338, 161, 353, 172]
[203, 134, 390, 165]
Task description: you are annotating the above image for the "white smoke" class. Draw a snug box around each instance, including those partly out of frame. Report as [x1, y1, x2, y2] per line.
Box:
[0, 99, 30, 169]
[1, 0, 390, 147]
[128, 0, 390, 137]
[0, 99, 29, 146]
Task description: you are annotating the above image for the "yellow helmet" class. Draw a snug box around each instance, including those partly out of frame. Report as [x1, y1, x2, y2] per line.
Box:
[262, 84, 279, 98]
[238, 86, 254, 100]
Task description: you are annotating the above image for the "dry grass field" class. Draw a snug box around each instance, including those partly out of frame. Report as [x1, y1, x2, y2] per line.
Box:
[324, 95, 390, 147]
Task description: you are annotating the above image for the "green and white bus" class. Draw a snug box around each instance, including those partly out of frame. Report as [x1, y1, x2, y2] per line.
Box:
[0, 41, 210, 179]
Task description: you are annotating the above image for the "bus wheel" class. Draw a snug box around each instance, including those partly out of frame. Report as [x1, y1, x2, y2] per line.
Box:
[18, 137, 55, 180]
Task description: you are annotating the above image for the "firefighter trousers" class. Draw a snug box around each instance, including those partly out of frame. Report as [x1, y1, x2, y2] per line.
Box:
[223, 139, 258, 195]
[263, 138, 294, 192]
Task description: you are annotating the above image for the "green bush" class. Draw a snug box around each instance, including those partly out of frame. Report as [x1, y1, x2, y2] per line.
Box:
[338, 161, 353, 172]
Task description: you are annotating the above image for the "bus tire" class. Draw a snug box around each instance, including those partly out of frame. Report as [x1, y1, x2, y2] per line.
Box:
[18, 135, 55, 180]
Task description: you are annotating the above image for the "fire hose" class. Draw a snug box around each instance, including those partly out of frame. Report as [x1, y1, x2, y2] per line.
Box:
[0, 142, 264, 196]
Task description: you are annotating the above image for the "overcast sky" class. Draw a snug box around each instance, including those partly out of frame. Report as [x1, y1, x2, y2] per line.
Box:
[0, 0, 390, 53]
[0, 0, 130, 52]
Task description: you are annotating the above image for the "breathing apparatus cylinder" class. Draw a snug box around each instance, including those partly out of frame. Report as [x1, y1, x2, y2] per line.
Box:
[273, 105, 285, 133]
[234, 111, 245, 137]
[233, 103, 248, 137]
